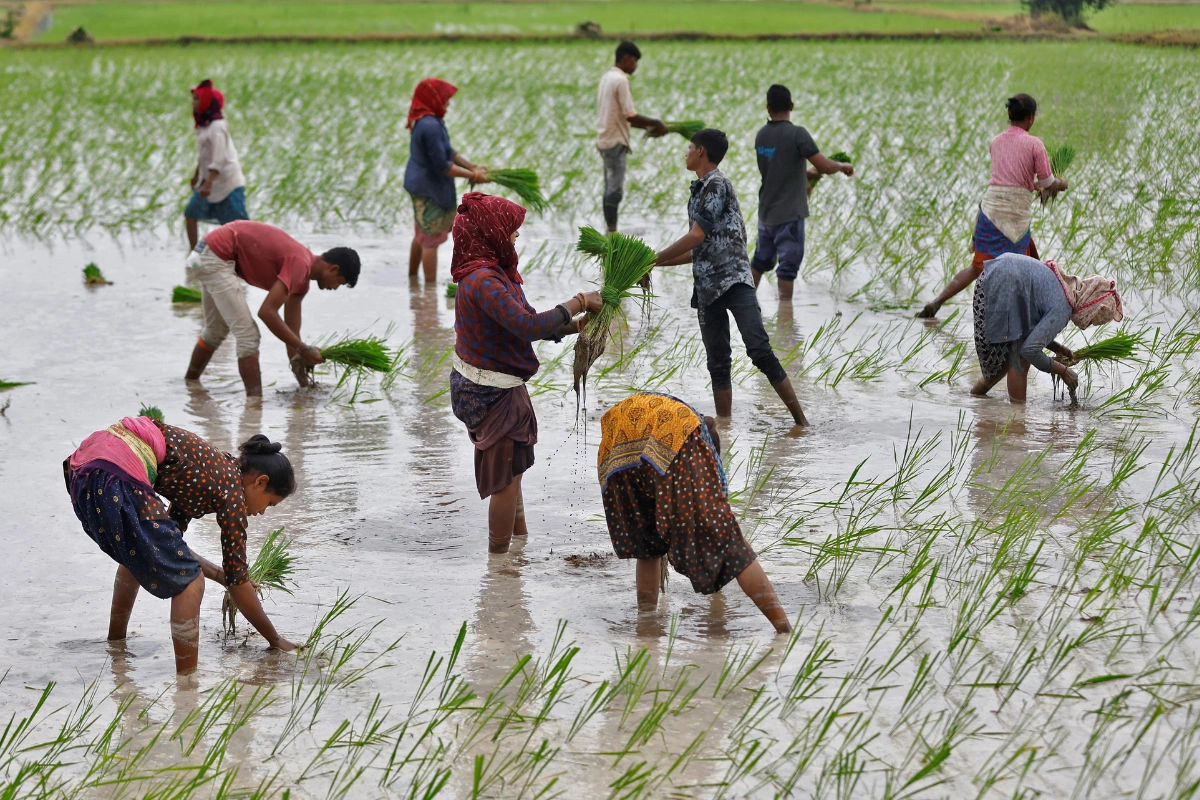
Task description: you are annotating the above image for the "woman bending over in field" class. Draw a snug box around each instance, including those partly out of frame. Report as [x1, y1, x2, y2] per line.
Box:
[598, 393, 791, 633]
[404, 78, 490, 284]
[918, 93, 1068, 319]
[972, 253, 1123, 402]
[449, 193, 602, 553]
[64, 418, 302, 675]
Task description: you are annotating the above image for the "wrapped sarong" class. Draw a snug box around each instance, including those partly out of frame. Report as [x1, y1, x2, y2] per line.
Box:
[972, 185, 1038, 268]
[450, 369, 537, 499]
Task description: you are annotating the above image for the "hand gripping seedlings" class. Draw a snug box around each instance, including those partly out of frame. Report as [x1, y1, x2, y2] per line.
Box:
[572, 228, 656, 396]
[1056, 332, 1140, 367]
[223, 526, 297, 635]
[1039, 143, 1076, 206]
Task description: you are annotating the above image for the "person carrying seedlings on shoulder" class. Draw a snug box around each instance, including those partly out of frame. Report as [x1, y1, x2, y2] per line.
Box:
[184, 220, 361, 396]
[651, 129, 809, 429]
[596, 40, 669, 233]
[449, 192, 603, 554]
[752, 84, 853, 301]
[64, 418, 302, 675]
[184, 79, 249, 251]
[598, 393, 791, 633]
[971, 252, 1123, 402]
[404, 78, 489, 284]
[918, 93, 1068, 319]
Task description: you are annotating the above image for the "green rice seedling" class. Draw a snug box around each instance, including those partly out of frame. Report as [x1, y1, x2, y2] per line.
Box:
[82, 262, 110, 286]
[320, 336, 392, 373]
[1039, 143, 1076, 206]
[137, 403, 163, 422]
[223, 526, 297, 634]
[0, 380, 32, 391]
[171, 285, 202, 303]
[664, 120, 705, 139]
[1058, 332, 1140, 367]
[485, 168, 548, 212]
[575, 225, 608, 259]
[445, 282, 456, 299]
[829, 151, 852, 164]
[572, 229, 656, 395]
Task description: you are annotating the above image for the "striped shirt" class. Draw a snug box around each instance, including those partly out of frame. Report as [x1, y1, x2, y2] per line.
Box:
[988, 126, 1053, 192]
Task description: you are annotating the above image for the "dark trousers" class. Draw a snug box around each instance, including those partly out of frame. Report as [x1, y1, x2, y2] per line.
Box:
[697, 283, 788, 392]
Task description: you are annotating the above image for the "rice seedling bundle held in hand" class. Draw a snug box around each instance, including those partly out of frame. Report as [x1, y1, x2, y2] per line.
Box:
[319, 336, 393, 373]
[485, 168, 548, 212]
[223, 527, 297, 634]
[573, 228, 656, 395]
[576, 226, 609, 259]
[172, 285, 202, 303]
[1039, 143, 1076, 206]
[830, 151, 852, 164]
[1056, 332, 1139, 367]
[665, 120, 705, 139]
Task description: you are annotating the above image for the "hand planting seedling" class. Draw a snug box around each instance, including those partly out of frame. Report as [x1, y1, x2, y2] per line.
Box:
[664, 120, 705, 139]
[307, 334, 395, 403]
[484, 168, 548, 212]
[1055, 331, 1139, 368]
[572, 228, 656, 395]
[138, 403, 164, 421]
[171, 285, 202, 303]
[82, 263, 111, 286]
[223, 526, 297, 635]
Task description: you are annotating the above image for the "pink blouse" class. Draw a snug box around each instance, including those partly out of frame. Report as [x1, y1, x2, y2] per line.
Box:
[988, 126, 1053, 192]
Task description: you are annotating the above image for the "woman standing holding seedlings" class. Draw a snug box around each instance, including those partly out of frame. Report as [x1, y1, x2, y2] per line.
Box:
[598, 393, 791, 633]
[404, 78, 489, 284]
[449, 192, 602, 553]
[918, 94, 1068, 319]
[64, 417, 302, 675]
[184, 79, 249, 251]
[971, 253, 1124, 402]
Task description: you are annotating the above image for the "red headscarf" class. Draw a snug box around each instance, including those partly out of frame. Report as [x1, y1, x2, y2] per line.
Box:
[192, 79, 224, 128]
[407, 78, 458, 130]
[450, 193, 526, 285]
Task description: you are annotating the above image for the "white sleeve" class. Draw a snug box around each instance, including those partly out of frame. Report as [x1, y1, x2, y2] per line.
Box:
[618, 77, 636, 119]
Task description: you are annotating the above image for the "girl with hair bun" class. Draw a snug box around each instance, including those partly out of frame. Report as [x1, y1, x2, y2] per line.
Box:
[63, 417, 301, 675]
[918, 93, 1069, 319]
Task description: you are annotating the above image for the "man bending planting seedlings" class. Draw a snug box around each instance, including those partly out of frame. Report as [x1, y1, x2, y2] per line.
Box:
[917, 93, 1068, 319]
[599, 393, 792, 633]
[184, 220, 361, 396]
[651, 129, 809, 430]
[596, 40, 669, 232]
[64, 418, 302, 675]
[752, 84, 853, 301]
[184, 79, 249, 251]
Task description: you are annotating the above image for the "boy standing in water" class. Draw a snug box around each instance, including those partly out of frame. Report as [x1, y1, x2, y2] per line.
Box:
[751, 84, 853, 300]
[595, 40, 669, 232]
[651, 129, 809, 428]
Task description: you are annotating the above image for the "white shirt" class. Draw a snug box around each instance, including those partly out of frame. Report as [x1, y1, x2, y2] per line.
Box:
[596, 66, 636, 151]
[195, 119, 245, 203]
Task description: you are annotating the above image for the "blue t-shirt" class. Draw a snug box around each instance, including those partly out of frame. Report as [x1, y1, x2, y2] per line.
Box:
[403, 115, 457, 211]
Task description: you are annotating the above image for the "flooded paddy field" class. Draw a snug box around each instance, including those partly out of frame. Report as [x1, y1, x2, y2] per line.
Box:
[2, 40, 1200, 798]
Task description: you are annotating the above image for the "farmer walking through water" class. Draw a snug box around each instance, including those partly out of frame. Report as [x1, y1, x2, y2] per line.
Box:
[184, 79, 249, 250]
[595, 40, 669, 232]
[448, 193, 602, 554]
[183, 220, 361, 396]
[64, 418, 302, 675]
[918, 93, 1068, 319]
[598, 393, 791, 633]
[404, 78, 490, 284]
[751, 84, 853, 301]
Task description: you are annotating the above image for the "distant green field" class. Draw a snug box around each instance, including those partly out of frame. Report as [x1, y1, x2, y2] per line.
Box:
[36, 1, 983, 40]
[1089, 5, 1200, 31]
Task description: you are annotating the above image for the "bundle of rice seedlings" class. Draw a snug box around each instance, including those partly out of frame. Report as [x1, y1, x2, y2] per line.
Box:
[445, 282, 457, 299]
[319, 336, 392, 373]
[223, 527, 297, 635]
[576, 226, 609, 259]
[172, 285, 202, 303]
[665, 120, 705, 139]
[1039, 143, 1076, 206]
[829, 151, 853, 163]
[485, 168, 548, 212]
[138, 404, 164, 422]
[1056, 332, 1139, 367]
[82, 263, 110, 286]
[573, 229, 656, 395]
[0, 380, 32, 391]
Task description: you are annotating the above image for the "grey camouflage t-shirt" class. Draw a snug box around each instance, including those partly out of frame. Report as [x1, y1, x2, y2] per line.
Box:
[687, 169, 754, 309]
[755, 120, 820, 226]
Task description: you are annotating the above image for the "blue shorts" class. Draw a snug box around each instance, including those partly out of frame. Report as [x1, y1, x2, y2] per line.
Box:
[750, 218, 806, 282]
[66, 464, 202, 599]
[184, 185, 249, 225]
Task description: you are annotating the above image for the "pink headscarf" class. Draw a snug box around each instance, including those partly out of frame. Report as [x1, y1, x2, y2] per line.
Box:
[1045, 260, 1125, 330]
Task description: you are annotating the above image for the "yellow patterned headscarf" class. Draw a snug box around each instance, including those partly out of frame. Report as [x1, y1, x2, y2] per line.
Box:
[598, 393, 724, 491]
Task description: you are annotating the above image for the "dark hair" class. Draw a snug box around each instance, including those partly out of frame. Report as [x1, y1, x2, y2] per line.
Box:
[690, 128, 729, 165]
[1006, 93, 1037, 122]
[238, 435, 296, 498]
[766, 84, 792, 114]
[615, 40, 641, 62]
[703, 416, 721, 456]
[321, 247, 360, 287]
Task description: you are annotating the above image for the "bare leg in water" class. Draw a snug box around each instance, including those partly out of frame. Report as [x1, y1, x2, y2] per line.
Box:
[170, 576, 205, 674]
[488, 474, 524, 553]
[735, 560, 791, 633]
[108, 566, 140, 640]
[635, 557, 663, 610]
[409, 239, 439, 284]
[186, 218, 200, 251]
[512, 489, 528, 538]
